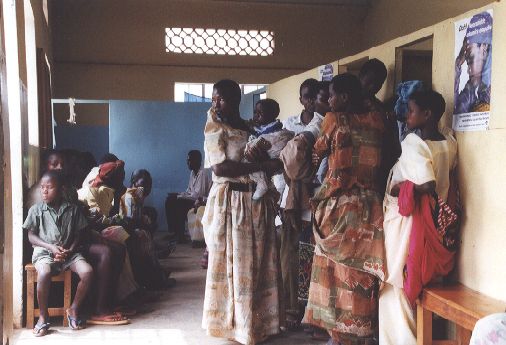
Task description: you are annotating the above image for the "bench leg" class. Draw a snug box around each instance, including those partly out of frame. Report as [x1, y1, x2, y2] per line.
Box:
[63, 272, 71, 327]
[456, 325, 472, 345]
[417, 303, 433, 345]
[26, 273, 35, 329]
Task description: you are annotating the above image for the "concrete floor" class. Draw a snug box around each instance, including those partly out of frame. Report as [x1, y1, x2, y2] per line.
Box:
[12, 243, 327, 345]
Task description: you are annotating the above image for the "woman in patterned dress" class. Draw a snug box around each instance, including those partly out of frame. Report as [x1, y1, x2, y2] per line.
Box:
[201, 79, 282, 345]
[303, 74, 386, 345]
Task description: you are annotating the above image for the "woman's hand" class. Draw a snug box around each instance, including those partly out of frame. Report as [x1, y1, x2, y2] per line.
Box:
[245, 142, 270, 162]
[390, 183, 401, 197]
[456, 37, 468, 67]
[261, 159, 283, 177]
[193, 197, 206, 213]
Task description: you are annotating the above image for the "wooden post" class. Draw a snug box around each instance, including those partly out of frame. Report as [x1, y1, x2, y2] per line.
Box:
[26, 269, 35, 329]
[417, 302, 433, 345]
[63, 270, 71, 327]
[456, 325, 472, 345]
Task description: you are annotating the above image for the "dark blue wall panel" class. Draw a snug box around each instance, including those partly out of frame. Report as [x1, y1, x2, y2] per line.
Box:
[54, 124, 109, 164]
[109, 101, 211, 232]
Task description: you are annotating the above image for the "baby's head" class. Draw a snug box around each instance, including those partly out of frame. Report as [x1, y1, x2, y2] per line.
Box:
[40, 170, 65, 205]
[131, 169, 153, 197]
[253, 99, 280, 126]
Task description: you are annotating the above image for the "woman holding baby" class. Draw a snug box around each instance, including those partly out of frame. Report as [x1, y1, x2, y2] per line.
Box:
[201, 79, 283, 345]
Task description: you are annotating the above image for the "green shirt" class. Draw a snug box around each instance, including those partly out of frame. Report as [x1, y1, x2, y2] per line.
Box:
[23, 201, 88, 263]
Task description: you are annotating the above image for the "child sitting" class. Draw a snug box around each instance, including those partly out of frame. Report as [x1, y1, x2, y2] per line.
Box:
[24, 170, 93, 336]
[120, 169, 175, 289]
[245, 99, 294, 200]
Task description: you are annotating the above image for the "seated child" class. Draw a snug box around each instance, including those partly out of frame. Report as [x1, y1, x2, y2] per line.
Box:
[120, 169, 174, 289]
[245, 99, 294, 200]
[24, 170, 93, 336]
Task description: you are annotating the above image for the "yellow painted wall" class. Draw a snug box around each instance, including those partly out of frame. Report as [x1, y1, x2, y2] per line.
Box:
[268, 1, 506, 301]
[362, 0, 493, 49]
[266, 63, 337, 119]
[49, 0, 367, 100]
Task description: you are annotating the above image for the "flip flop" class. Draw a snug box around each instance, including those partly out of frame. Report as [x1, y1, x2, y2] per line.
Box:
[87, 313, 130, 325]
[66, 311, 85, 330]
[32, 322, 50, 337]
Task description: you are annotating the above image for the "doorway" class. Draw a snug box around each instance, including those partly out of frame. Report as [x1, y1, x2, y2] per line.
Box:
[394, 36, 433, 89]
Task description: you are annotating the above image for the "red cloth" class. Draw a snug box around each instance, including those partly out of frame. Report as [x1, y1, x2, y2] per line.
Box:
[91, 160, 125, 188]
[398, 181, 455, 306]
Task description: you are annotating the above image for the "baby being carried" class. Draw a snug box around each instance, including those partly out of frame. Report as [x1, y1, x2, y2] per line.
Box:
[245, 99, 294, 200]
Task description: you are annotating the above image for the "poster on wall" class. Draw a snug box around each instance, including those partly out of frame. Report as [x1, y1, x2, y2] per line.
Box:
[318, 64, 334, 81]
[453, 10, 493, 131]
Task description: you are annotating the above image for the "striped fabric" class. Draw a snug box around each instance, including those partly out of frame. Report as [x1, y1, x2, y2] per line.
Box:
[202, 108, 280, 345]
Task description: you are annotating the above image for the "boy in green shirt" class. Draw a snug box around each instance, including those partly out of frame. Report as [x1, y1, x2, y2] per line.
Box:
[24, 170, 93, 336]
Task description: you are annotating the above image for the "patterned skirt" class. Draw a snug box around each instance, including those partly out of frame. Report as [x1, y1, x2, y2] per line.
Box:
[298, 241, 315, 304]
[303, 188, 385, 345]
[202, 183, 280, 345]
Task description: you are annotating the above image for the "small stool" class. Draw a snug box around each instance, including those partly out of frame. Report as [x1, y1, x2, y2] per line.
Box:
[25, 263, 71, 328]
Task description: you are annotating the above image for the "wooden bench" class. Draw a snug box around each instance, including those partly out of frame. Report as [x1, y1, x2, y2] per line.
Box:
[417, 283, 506, 345]
[25, 263, 72, 328]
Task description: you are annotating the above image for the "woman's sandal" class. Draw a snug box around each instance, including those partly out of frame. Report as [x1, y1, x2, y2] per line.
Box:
[66, 312, 86, 330]
[32, 322, 50, 337]
[87, 313, 130, 325]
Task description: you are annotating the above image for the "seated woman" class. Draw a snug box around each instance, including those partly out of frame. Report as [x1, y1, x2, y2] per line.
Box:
[78, 160, 141, 309]
[120, 169, 174, 289]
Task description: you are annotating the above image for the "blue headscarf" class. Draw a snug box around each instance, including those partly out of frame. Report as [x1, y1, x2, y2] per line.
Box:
[394, 80, 424, 122]
[466, 11, 493, 86]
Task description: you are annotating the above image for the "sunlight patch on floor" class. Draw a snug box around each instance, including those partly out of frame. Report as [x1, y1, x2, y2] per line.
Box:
[12, 327, 190, 345]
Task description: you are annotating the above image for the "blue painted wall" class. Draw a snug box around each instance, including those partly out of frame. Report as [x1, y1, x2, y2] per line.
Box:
[54, 124, 109, 163]
[109, 101, 211, 232]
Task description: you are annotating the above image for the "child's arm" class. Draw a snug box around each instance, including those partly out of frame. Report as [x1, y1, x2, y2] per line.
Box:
[390, 181, 436, 197]
[27, 229, 66, 262]
[24, 205, 66, 261]
[244, 138, 271, 162]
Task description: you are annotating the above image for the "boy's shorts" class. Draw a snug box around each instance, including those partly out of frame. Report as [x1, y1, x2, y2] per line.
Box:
[33, 250, 86, 275]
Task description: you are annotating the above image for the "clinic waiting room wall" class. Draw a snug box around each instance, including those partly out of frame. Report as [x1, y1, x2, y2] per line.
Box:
[54, 124, 109, 163]
[109, 101, 211, 232]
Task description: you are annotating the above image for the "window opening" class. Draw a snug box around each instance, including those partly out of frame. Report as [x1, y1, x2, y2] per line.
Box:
[166, 28, 274, 56]
[175, 83, 267, 103]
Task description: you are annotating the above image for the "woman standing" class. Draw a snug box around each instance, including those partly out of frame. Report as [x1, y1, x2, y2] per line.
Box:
[202, 79, 281, 345]
[379, 90, 458, 345]
[304, 74, 386, 345]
